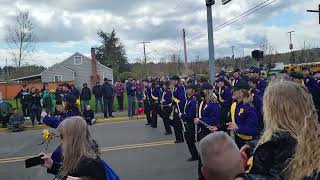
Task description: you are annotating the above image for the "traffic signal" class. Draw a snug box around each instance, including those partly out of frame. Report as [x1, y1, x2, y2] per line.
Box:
[252, 50, 264, 61]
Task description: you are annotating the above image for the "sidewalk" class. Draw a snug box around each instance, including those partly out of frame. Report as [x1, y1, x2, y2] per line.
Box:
[0, 110, 146, 133]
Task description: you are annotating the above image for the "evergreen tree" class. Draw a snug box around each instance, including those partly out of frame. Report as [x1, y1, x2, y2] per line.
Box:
[96, 30, 130, 80]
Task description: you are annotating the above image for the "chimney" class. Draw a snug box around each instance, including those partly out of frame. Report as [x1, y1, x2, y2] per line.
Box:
[90, 47, 100, 87]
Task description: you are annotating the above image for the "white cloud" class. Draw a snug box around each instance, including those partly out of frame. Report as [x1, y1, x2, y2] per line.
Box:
[0, 0, 319, 65]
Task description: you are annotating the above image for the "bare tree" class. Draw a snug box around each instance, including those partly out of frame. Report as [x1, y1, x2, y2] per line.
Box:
[6, 10, 36, 67]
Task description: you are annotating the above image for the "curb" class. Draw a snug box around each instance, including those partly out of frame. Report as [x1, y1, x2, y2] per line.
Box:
[0, 115, 146, 133]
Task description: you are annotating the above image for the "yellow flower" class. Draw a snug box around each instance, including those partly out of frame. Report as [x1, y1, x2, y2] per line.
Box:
[42, 129, 50, 141]
[76, 98, 81, 106]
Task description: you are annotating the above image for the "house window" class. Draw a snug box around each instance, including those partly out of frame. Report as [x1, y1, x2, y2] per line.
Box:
[74, 56, 83, 65]
[54, 75, 62, 82]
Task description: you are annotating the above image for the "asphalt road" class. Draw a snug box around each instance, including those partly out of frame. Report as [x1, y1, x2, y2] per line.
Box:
[0, 119, 198, 180]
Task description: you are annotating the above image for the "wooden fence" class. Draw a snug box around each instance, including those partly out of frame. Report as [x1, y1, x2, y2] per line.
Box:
[0, 81, 74, 99]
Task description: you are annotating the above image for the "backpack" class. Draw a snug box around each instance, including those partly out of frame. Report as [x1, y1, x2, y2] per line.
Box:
[100, 160, 120, 180]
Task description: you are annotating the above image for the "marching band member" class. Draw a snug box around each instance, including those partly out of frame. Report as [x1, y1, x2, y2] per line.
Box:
[248, 77, 264, 134]
[143, 80, 152, 126]
[181, 84, 199, 162]
[216, 78, 232, 132]
[250, 67, 267, 94]
[232, 68, 241, 86]
[302, 67, 320, 113]
[171, 75, 186, 143]
[159, 81, 173, 135]
[194, 83, 221, 180]
[227, 79, 260, 149]
[150, 80, 160, 128]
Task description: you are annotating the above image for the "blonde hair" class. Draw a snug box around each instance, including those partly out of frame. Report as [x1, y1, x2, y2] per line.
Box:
[204, 89, 218, 103]
[58, 116, 99, 177]
[241, 89, 253, 104]
[261, 81, 320, 180]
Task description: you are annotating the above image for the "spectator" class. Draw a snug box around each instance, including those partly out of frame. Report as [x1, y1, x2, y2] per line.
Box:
[126, 78, 136, 117]
[115, 80, 125, 111]
[0, 92, 13, 127]
[136, 80, 144, 108]
[92, 81, 103, 113]
[247, 81, 320, 179]
[199, 132, 245, 180]
[55, 83, 64, 105]
[42, 94, 82, 167]
[83, 105, 95, 125]
[14, 84, 29, 118]
[41, 117, 107, 180]
[29, 88, 43, 126]
[80, 83, 91, 112]
[101, 78, 114, 118]
[70, 84, 80, 99]
[42, 84, 54, 115]
[8, 108, 25, 132]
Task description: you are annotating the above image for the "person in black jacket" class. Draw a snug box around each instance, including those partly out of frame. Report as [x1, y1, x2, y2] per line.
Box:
[14, 84, 29, 118]
[80, 83, 91, 112]
[246, 81, 320, 180]
[92, 81, 103, 113]
[101, 78, 114, 118]
[70, 84, 80, 99]
[41, 116, 107, 180]
[55, 84, 64, 105]
[29, 88, 43, 125]
[83, 105, 95, 125]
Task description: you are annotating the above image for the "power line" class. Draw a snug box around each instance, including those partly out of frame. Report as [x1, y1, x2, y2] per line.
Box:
[186, 0, 277, 44]
[168, 0, 276, 52]
[174, 0, 185, 9]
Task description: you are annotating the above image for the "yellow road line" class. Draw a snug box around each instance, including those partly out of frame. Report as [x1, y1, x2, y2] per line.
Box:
[0, 140, 174, 164]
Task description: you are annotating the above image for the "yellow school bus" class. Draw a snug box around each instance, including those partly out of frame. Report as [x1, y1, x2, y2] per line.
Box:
[284, 62, 320, 73]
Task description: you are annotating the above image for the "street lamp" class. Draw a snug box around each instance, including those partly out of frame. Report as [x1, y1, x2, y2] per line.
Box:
[206, 0, 232, 82]
[206, 0, 215, 82]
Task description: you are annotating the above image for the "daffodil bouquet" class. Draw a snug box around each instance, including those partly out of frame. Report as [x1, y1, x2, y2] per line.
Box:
[39, 129, 59, 152]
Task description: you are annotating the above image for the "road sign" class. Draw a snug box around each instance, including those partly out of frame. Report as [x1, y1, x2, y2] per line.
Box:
[222, 0, 232, 5]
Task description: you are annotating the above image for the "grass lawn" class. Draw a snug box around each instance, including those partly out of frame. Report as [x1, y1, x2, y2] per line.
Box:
[5, 94, 130, 113]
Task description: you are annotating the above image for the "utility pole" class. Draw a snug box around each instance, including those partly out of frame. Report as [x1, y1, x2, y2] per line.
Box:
[182, 29, 189, 75]
[307, 4, 320, 24]
[139, 41, 150, 79]
[288, 31, 295, 64]
[206, 0, 215, 82]
[231, 46, 235, 60]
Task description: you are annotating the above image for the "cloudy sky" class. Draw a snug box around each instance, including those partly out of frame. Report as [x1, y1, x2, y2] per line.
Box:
[0, 0, 319, 67]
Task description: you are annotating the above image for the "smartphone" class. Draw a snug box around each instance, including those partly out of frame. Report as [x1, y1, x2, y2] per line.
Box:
[25, 154, 44, 168]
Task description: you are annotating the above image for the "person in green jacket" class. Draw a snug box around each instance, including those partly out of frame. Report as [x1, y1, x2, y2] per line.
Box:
[42, 83, 54, 115]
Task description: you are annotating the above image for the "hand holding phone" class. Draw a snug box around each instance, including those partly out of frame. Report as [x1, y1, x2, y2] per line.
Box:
[25, 154, 45, 168]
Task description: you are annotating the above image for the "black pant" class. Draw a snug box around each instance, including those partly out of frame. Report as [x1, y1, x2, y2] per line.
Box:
[21, 103, 28, 117]
[117, 94, 124, 111]
[197, 128, 211, 180]
[220, 105, 231, 132]
[160, 106, 172, 134]
[235, 135, 250, 149]
[103, 98, 113, 117]
[184, 123, 199, 159]
[172, 110, 184, 141]
[151, 102, 158, 128]
[144, 100, 152, 124]
[30, 107, 41, 125]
